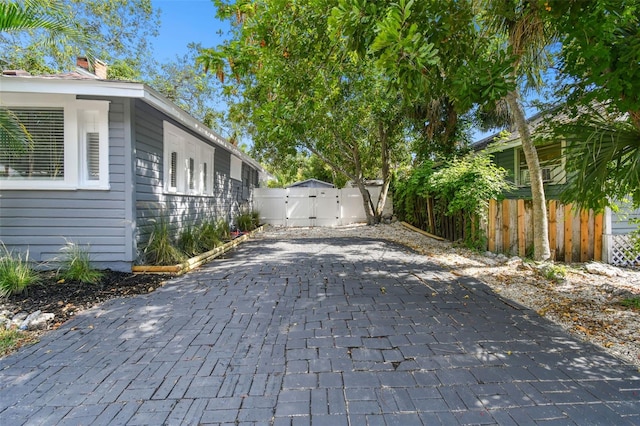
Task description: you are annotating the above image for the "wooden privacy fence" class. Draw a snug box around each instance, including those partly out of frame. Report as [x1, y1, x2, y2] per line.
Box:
[407, 196, 467, 242]
[487, 199, 603, 262]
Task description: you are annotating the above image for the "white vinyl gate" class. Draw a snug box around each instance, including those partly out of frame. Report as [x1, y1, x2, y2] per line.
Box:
[253, 187, 388, 227]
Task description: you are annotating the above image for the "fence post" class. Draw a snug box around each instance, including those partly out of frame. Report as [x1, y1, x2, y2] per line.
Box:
[548, 200, 557, 260]
[517, 199, 525, 257]
[580, 209, 590, 262]
[564, 204, 573, 262]
[502, 199, 510, 254]
[594, 213, 603, 261]
[488, 199, 496, 252]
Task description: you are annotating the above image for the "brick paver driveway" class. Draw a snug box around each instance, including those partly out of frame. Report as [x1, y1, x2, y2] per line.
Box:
[1, 236, 639, 425]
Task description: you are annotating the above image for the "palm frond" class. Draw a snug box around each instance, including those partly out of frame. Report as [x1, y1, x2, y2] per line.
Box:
[0, 107, 33, 154]
[558, 113, 640, 210]
[0, 1, 75, 35]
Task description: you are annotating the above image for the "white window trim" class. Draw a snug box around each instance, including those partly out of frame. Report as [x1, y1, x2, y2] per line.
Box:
[0, 93, 110, 190]
[514, 141, 566, 187]
[163, 121, 215, 196]
[78, 100, 110, 189]
[200, 145, 215, 195]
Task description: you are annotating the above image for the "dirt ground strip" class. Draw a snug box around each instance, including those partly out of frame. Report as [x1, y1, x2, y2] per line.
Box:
[258, 222, 640, 368]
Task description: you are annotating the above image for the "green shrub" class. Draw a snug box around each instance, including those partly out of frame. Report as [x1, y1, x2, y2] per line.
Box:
[0, 247, 39, 297]
[251, 210, 261, 229]
[393, 154, 514, 249]
[236, 212, 255, 232]
[216, 218, 231, 241]
[539, 262, 568, 282]
[178, 225, 201, 257]
[620, 297, 640, 310]
[198, 220, 221, 251]
[142, 217, 185, 266]
[58, 242, 103, 284]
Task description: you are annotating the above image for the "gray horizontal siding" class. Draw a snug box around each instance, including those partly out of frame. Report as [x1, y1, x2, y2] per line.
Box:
[611, 204, 640, 235]
[0, 98, 130, 270]
[132, 99, 259, 262]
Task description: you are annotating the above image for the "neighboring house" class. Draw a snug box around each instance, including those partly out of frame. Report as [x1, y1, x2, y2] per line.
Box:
[0, 65, 269, 272]
[473, 110, 568, 200]
[474, 111, 639, 266]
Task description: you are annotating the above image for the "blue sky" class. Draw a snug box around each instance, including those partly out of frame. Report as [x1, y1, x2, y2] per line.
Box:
[151, 0, 229, 62]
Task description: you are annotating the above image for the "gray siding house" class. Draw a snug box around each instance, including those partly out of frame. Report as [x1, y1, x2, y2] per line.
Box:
[0, 72, 267, 272]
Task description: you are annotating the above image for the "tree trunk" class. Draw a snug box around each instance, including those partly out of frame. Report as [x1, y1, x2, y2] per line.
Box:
[506, 90, 551, 261]
[355, 179, 377, 225]
[375, 121, 391, 219]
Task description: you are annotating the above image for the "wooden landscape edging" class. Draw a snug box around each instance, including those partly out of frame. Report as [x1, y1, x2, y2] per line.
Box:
[486, 200, 603, 262]
[400, 221, 447, 241]
[132, 225, 265, 276]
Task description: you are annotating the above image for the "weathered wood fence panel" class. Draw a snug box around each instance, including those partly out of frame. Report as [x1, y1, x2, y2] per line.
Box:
[486, 199, 603, 262]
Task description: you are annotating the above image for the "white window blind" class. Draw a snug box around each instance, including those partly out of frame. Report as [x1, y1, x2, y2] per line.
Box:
[1, 108, 65, 179]
[203, 162, 208, 192]
[170, 151, 178, 189]
[188, 157, 195, 190]
[86, 132, 100, 180]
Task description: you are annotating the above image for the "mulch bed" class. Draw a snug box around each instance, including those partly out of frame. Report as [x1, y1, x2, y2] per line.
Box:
[2, 271, 170, 327]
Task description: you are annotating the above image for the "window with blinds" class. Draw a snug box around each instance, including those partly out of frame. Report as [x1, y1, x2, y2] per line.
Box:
[86, 132, 100, 180]
[203, 162, 208, 192]
[1, 108, 65, 179]
[170, 151, 178, 189]
[188, 157, 195, 190]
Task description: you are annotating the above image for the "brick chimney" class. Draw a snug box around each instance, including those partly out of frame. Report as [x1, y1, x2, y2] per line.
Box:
[76, 56, 108, 79]
[77, 56, 90, 71]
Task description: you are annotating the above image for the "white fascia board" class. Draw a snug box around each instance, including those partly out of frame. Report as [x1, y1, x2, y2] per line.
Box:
[142, 86, 266, 173]
[1, 75, 268, 176]
[0, 76, 146, 99]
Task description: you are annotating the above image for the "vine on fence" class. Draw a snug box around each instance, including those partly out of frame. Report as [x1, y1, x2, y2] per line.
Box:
[393, 154, 513, 249]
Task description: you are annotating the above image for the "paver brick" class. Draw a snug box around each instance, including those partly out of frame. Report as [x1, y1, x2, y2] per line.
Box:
[0, 236, 637, 425]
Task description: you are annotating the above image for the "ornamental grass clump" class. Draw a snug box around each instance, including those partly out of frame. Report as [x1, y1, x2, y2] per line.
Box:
[143, 216, 185, 266]
[215, 218, 231, 241]
[236, 211, 259, 232]
[198, 220, 221, 251]
[0, 246, 39, 297]
[58, 242, 103, 284]
[178, 225, 202, 257]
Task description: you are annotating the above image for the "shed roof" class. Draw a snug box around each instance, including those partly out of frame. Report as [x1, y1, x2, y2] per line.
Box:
[287, 179, 335, 188]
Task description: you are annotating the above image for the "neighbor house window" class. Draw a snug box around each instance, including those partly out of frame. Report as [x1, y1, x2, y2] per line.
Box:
[516, 142, 566, 186]
[163, 121, 215, 195]
[0, 94, 110, 190]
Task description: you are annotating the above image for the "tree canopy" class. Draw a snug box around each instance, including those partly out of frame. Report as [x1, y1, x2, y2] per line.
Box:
[0, 0, 160, 75]
[198, 0, 413, 223]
